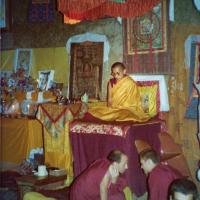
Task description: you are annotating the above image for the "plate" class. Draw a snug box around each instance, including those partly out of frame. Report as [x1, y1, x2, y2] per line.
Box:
[34, 172, 48, 177]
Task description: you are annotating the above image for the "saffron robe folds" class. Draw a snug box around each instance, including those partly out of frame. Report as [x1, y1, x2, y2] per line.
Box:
[88, 76, 151, 122]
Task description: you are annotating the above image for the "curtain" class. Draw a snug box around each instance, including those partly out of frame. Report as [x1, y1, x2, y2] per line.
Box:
[57, 0, 160, 20]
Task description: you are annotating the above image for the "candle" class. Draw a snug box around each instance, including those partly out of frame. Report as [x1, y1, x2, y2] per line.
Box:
[36, 79, 39, 88]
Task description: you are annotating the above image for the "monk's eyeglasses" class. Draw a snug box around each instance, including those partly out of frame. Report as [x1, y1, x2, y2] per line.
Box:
[111, 72, 120, 76]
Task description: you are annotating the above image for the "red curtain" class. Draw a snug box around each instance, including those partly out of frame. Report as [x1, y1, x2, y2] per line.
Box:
[57, 0, 161, 20]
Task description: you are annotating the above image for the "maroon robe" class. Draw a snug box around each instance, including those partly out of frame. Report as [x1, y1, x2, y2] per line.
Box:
[148, 164, 182, 200]
[70, 159, 126, 200]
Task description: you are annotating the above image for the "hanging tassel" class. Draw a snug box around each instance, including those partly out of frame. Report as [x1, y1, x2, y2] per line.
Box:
[149, 11, 153, 72]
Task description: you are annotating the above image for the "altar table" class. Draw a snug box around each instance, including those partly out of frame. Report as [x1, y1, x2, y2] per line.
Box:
[0, 117, 43, 165]
[70, 119, 162, 197]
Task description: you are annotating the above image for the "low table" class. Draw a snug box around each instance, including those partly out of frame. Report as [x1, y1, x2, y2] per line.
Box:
[15, 174, 67, 200]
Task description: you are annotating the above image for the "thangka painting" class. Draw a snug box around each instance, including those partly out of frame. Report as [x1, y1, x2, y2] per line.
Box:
[28, 0, 54, 22]
[0, 0, 10, 31]
[0, 0, 6, 29]
[185, 42, 200, 119]
[14, 48, 32, 77]
[127, 0, 167, 54]
[69, 42, 103, 99]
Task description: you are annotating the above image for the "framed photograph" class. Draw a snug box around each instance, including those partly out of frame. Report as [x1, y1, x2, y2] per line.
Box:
[38, 70, 54, 91]
[14, 48, 32, 76]
[0, 0, 11, 31]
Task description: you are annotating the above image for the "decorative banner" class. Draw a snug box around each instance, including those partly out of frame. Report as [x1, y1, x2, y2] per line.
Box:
[194, 43, 200, 84]
[28, 0, 54, 22]
[185, 43, 200, 119]
[0, 0, 6, 28]
[0, 0, 10, 31]
[127, 1, 167, 54]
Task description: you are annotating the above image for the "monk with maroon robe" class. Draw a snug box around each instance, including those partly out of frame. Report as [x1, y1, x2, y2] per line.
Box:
[70, 150, 128, 200]
[140, 149, 182, 200]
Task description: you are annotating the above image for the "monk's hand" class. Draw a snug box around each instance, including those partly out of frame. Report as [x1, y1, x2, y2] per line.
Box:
[109, 165, 119, 184]
[107, 100, 112, 107]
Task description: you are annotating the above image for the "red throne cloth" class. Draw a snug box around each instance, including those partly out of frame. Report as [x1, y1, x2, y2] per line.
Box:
[0, 171, 21, 189]
[69, 117, 162, 197]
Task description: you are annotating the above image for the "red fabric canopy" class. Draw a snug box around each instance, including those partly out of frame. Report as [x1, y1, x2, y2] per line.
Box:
[58, 0, 161, 20]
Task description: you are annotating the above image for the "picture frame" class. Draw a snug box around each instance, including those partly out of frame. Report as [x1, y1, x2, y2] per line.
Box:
[0, 0, 11, 31]
[38, 70, 54, 91]
[14, 48, 32, 77]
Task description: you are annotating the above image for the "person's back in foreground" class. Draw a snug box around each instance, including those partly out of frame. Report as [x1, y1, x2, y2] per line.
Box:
[70, 150, 128, 200]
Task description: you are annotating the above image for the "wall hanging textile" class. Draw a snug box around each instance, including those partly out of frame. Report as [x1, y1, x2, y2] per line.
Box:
[36, 103, 82, 185]
[123, 0, 172, 74]
[57, 0, 160, 20]
[185, 42, 200, 119]
[126, 1, 166, 55]
[28, 0, 54, 22]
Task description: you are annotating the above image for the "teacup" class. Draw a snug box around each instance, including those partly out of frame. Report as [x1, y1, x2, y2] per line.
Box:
[38, 165, 48, 176]
[81, 93, 88, 103]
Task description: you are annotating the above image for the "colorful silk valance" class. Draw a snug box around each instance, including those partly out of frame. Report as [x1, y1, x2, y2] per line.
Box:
[57, 0, 161, 21]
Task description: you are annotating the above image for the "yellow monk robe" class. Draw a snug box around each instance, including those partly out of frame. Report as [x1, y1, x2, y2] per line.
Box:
[88, 76, 151, 122]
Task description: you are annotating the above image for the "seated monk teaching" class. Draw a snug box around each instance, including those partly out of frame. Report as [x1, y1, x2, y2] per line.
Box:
[87, 62, 153, 122]
[70, 150, 128, 200]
